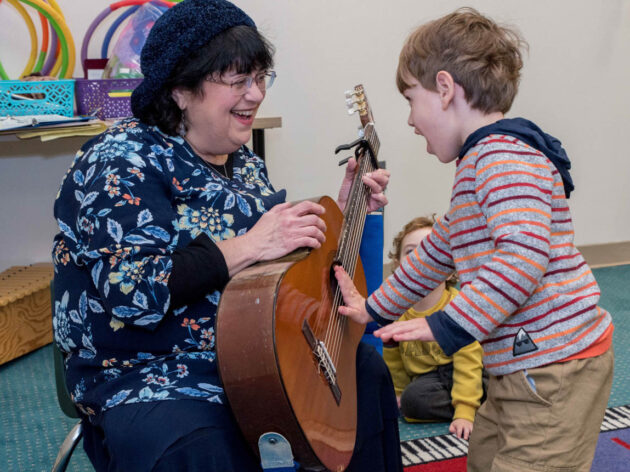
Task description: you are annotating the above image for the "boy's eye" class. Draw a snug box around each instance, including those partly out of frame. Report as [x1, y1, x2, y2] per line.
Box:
[404, 248, 413, 256]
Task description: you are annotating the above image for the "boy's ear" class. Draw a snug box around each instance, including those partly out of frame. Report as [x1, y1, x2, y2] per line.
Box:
[435, 70, 455, 110]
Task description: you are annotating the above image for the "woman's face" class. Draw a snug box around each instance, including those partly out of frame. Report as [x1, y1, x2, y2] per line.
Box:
[176, 69, 266, 157]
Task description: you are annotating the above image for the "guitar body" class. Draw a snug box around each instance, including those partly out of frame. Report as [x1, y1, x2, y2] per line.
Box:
[216, 195, 367, 471]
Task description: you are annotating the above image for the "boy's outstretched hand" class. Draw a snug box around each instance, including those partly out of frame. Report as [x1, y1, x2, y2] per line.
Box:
[373, 317, 436, 343]
[334, 265, 373, 324]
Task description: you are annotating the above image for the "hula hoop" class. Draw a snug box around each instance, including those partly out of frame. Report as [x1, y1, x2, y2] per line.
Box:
[81, 0, 175, 74]
[101, 2, 169, 59]
[41, 25, 58, 75]
[32, 11, 49, 73]
[4, 0, 38, 78]
[45, 0, 64, 77]
[18, 0, 75, 78]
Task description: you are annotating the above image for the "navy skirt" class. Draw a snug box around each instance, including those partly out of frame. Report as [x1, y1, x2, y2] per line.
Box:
[82, 343, 403, 471]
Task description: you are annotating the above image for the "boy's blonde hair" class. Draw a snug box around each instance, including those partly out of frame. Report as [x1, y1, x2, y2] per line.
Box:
[396, 7, 528, 114]
[389, 216, 458, 289]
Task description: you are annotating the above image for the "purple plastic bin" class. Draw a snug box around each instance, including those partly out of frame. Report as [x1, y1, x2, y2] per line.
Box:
[75, 78, 142, 120]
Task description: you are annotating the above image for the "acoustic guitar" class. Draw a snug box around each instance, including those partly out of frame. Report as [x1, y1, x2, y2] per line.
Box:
[216, 84, 381, 471]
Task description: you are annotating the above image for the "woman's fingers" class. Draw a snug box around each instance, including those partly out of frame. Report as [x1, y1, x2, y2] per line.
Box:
[291, 200, 326, 217]
[363, 168, 390, 192]
[362, 168, 390, 211]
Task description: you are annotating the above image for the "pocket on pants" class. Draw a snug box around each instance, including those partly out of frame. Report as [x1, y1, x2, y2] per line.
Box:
[518, 369, 552, 407]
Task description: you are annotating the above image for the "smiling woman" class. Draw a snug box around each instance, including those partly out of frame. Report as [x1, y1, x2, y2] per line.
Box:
[51, 0, 397, 471]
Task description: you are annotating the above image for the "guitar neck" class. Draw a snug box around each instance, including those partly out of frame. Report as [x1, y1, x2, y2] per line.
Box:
[336, 123, 380, 277]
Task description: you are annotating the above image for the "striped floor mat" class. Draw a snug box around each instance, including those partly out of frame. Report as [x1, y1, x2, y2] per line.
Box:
[400, 404, 630, 467]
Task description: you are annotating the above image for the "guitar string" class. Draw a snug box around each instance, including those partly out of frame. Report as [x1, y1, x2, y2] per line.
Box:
[335, 139, 376, 362]
[327, 135, 377, 364]
[323, 153, 366, 354]
[333, 128, 379, 362]
[330, 156, 372, 364]
[327, 128, 378, 364]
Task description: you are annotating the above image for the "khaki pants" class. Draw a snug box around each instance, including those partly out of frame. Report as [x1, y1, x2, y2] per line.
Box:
[467, 347, 614, 472]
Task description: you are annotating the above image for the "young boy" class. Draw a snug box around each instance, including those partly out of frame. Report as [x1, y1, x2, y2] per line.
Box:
[384, 216, 486, 440]
[335, 8, 614, 471]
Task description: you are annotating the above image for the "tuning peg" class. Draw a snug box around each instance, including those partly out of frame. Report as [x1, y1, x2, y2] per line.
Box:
[345, 90, 358, 99]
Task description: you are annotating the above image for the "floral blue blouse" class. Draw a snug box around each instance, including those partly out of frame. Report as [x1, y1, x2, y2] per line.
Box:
[52, 118, 284, 418]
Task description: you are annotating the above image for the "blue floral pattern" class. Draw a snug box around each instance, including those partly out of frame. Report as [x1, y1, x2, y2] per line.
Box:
[52, 118, 281, 418]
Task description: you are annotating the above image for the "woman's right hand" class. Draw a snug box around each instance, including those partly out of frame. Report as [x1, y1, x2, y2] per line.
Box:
[246, 200, 327, 262]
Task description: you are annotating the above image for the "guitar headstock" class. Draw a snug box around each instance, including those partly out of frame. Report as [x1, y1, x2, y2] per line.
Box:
[345, 84, 374, 130]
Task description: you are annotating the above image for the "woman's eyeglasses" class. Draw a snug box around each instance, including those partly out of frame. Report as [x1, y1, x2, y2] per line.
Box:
[206, 71, 276, 95]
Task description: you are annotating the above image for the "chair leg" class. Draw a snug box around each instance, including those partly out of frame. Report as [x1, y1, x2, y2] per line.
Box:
[51, 420, 83, 472]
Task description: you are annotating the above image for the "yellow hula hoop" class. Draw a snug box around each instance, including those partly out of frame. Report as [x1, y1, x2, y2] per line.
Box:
[46, 0, 65, 77]
[18, 0, 75, 78]
[5, 0, 38, 78]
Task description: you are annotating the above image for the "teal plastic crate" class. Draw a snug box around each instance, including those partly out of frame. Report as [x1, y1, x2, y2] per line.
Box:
[0, 79, 75, 117]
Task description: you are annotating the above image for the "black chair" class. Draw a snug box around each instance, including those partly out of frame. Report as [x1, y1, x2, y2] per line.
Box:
[51, 283, 83, 472]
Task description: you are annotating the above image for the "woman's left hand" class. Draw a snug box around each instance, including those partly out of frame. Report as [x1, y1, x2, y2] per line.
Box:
[337, 157, 390, 212]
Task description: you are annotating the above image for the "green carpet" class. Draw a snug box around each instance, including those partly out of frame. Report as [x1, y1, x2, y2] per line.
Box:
[1, 265, 628, 470]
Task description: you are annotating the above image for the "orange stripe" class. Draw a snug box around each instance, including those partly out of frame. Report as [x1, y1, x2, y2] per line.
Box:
[385, 278, 414, 305]
[450, 212, 483, 227]
[453, 249, 495, 265]
[477, 160, 550, 175]
[550, 231, 574, 238]
[549, 242, 574, 250]
[476, 170, 554, 193]
[458, 265, 481, 276]
[487, 207, 551, 225]
[380, 286, 408, 311]
[450, 201, 478, 214]
[493, 220, 549, 234]
[411, 247, 450, 278]
[539, 270, 592, 289]
[469, 284, 509, 317]
[459, 290, 501, 326]
[495, 257, 538, 286]
[455, 164, 475, 179]
[496, 249, 546, 273]
[514, 280, 598, 315]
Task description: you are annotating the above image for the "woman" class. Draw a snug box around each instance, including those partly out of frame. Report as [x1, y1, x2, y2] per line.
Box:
[52, 0, 401, 470]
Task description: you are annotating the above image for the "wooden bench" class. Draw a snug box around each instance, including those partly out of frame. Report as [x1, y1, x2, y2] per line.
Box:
[0, 263, 54, 365]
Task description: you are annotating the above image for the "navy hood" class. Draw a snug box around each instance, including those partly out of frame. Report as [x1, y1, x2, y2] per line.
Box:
[459, 118, 574, 198]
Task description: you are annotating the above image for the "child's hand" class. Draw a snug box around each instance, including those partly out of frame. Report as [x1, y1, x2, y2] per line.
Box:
[373, 318, 436, 343]
[334, 265, 373, 324]
[449, 418, 473, 440]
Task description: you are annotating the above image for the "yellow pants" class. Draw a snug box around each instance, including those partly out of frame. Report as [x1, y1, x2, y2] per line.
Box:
[467, 347, 614, 472]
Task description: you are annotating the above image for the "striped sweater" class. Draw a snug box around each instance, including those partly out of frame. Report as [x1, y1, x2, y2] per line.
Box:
[367, 133, 612, 375]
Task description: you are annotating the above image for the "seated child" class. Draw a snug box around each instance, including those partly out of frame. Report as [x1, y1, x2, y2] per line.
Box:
[383, 216, 486, 440]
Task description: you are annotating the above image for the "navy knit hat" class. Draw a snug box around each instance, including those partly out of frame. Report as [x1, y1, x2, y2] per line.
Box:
[131, 0, 255, 117]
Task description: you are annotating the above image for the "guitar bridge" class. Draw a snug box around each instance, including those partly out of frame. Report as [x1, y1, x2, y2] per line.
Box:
[302, 320, 342, 405]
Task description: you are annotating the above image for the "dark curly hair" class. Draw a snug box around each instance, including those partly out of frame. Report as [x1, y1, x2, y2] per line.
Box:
[389, 215, 459, 289]
[136, 25, 274, 135]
